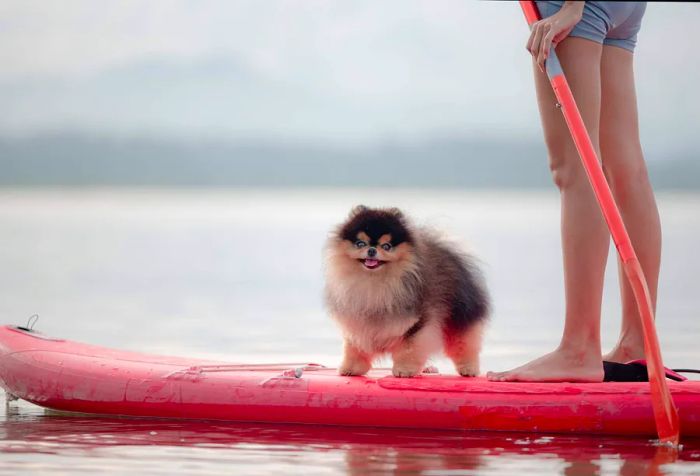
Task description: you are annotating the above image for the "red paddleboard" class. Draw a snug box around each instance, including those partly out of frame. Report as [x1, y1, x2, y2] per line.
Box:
[1, 325, 698, 437]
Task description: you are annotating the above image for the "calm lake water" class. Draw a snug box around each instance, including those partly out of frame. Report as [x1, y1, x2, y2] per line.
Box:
[1, 188, 699, 475]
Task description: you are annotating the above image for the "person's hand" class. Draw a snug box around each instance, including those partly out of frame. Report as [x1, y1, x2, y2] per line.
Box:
[526, 1, 585, 72]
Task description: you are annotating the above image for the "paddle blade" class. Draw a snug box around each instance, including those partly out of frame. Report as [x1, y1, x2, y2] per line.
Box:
[624, 258, 680, 445]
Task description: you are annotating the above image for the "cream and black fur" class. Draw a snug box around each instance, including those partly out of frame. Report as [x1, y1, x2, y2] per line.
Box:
[324, 206, 489, 378]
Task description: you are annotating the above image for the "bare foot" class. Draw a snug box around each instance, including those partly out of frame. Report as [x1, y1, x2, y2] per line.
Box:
[487, 347, 604, 383]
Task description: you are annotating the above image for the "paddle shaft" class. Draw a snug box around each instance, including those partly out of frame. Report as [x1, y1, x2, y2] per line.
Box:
[518, 1, 680, 445]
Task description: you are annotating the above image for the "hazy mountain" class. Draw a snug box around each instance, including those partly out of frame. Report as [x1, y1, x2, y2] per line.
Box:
[0, 134, 696, 189]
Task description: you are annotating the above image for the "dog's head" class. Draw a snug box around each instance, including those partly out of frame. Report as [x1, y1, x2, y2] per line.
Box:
[328, 205, 414, 274]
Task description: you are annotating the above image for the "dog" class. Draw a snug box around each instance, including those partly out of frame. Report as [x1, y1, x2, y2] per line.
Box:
[324, 205, 489, 377]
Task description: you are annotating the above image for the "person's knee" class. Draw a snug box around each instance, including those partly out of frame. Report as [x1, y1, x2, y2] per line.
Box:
[604, 159, 651, 199]
[543, 129, 594, 191]
[548, 150, 586, 191]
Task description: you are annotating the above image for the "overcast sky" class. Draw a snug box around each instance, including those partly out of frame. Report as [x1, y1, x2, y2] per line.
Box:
[1, 1, 698, 158]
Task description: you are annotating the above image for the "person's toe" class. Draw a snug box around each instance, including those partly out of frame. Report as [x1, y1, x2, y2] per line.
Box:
[487, 371, 511, 381]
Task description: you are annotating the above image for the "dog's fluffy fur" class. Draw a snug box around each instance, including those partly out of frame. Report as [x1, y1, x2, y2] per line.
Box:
[324, 206, 489, 378]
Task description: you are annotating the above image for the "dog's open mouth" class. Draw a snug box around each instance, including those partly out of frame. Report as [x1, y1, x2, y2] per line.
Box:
[360, 258, 385, 270]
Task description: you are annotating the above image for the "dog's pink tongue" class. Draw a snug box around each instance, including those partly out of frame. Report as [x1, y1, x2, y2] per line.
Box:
[365, 259, 379, 267]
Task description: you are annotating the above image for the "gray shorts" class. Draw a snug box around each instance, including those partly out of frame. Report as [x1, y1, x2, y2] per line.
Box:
[536, 1, 647, 52]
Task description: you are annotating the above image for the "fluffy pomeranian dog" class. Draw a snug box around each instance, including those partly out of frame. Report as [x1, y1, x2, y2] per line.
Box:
[324, 205, 489, 378]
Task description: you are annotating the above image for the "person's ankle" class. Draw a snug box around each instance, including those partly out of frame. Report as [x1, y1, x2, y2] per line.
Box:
[558, 333, 601, 359]
[555, 341, 601, 363]
[606, 339, 645, 362]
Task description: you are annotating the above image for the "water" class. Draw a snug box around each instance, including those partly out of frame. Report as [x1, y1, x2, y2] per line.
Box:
[1, 188, 699, 474]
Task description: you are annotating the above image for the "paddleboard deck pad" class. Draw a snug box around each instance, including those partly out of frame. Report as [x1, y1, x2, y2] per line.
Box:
[1, 325, 699, 437]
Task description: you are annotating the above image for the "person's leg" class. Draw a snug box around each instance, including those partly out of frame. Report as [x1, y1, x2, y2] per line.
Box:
[599, 44, 661, 363]
[488, 37, 607, 382]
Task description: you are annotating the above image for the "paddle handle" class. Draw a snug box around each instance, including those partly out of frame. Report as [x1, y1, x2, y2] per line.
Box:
[518, 0, 680, 446]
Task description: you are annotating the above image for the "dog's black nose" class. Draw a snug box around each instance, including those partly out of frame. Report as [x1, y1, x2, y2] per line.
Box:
[367, 247, 377, 258]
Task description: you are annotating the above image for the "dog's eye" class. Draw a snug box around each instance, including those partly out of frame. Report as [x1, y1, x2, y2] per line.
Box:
[381, 243, 392, 251]
[354, 240, 367, 248]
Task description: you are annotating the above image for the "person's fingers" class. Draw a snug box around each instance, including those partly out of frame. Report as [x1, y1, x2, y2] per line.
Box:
[531, 20, 549, 55]
[539, 28, 555, 71]
[526, 20, 540, 54]
[528, 23, 541, 55]
[530, 22, 548, 71]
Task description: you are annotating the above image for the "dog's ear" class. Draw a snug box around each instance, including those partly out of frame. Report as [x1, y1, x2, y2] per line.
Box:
[386, 207, 404, 218]
[349, 205, 368, 217]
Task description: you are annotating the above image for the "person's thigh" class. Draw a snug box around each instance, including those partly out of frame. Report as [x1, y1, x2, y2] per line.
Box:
[534, 37, 603, 183]
[599, 45, 644, 183]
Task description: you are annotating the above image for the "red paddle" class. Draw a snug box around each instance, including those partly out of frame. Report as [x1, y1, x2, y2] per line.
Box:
[518, 1, 680, 445]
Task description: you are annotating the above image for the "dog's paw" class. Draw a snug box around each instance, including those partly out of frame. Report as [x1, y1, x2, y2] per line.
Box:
[339, 360, 371, 376]
[392, 364, 421, 378]
[456, 363, 479, 377]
